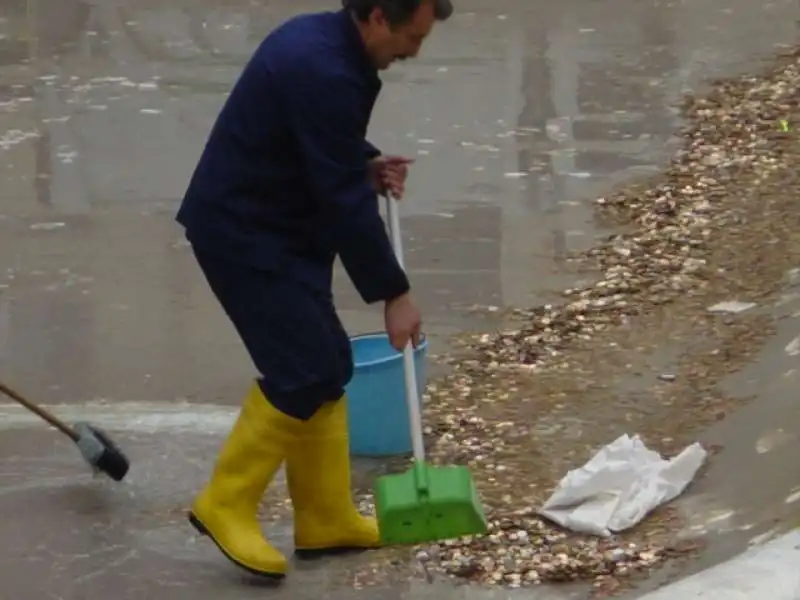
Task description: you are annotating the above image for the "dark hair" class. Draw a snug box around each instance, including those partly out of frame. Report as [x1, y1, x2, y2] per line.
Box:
[342, 0, 453, 25]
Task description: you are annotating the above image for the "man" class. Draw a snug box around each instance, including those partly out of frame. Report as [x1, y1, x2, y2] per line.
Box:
[176, 0, 453, 580]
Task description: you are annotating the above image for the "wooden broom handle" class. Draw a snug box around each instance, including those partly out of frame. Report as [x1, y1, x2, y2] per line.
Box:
[0, 380, 78, 440]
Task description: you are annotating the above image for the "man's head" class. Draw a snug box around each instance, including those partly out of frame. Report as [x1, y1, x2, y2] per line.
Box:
[342, 0, 452, 70]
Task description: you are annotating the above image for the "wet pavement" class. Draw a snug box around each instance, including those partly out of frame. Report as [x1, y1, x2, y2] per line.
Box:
[646, 287, 800, 586]
[0, 0, 799, 598]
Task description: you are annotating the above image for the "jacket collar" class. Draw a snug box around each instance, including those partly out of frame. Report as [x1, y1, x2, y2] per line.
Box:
[336, 9, 380, 85]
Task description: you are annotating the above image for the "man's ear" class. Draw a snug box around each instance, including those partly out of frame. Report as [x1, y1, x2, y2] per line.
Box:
[369, 5, 388, 28]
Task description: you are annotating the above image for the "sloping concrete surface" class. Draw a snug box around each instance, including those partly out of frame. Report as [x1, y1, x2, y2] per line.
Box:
[1, 0, 799, 598]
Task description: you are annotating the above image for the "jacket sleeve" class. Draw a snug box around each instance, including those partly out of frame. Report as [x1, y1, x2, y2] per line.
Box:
[364, 140, 381, 159]
[281, 61, 410, 304]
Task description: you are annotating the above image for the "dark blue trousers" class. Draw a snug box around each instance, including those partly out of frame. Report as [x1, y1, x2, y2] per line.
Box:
[193, 248, 353, 421]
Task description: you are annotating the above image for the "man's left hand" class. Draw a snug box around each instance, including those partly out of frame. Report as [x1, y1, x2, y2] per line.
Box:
[369, 155, 414, 199]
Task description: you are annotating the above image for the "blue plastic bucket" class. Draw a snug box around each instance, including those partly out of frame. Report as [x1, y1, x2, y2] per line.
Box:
[345, 332, 428, 457]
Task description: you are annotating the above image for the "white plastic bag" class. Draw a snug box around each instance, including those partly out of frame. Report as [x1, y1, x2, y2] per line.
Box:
[539, 434, 707, 536]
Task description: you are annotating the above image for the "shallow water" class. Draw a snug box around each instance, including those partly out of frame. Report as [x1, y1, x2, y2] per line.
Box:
[0, 0, 797, 597]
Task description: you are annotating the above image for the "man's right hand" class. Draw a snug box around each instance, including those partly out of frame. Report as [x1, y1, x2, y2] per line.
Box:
[384, 292, 422, 351]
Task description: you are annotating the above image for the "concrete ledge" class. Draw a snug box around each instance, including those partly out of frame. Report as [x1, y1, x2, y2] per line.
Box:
[639, 530, 800, 599]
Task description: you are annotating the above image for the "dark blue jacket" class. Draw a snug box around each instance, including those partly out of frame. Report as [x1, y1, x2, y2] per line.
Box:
[176, 9, 409, 304]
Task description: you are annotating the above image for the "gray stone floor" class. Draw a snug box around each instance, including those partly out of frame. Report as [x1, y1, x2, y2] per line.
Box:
[0, 0, 798, 597]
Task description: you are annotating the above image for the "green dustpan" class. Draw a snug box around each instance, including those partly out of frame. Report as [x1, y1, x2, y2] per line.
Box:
[374, 196, 488, 546]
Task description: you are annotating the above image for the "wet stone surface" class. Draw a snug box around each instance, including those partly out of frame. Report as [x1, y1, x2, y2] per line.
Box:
[408, 49, 800, 599]
[1, 0, 800, 598]
[0, 429, 384, 599]
[0, 428, 583, 599]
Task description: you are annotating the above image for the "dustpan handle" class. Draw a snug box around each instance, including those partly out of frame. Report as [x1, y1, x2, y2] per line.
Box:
[385, 195, 427, 466]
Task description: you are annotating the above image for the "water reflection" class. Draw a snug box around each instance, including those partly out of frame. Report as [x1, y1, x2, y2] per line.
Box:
[499, 4, 684, 305]
[517, 4, 679, 209]
[0, 0, 796, 400]
[31, 0, 91, 59]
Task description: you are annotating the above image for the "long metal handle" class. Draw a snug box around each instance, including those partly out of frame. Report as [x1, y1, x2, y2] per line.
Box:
[385, 195, 426, 463]
[0, 379, 78, 440]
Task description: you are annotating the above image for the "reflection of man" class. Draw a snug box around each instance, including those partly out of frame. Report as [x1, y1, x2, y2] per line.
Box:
[36, 0, 91, 57]
[175, 0, 452, 579]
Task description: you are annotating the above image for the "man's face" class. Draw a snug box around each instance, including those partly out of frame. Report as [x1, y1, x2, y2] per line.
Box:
[364, 3, 436, 70]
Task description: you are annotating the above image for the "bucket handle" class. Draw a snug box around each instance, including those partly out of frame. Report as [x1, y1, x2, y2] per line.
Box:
[350, 331, 427, 345]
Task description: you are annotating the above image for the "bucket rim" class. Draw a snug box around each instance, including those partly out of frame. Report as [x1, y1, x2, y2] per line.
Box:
[350, 331, 428, 369]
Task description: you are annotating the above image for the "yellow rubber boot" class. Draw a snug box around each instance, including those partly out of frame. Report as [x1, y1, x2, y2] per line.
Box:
[287, 396, 380, 555]
[188, 383, 290, 578]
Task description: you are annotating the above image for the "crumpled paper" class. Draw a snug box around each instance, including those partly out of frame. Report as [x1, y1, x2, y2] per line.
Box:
[539, 434, 708, 536]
